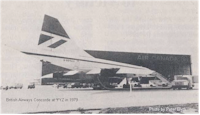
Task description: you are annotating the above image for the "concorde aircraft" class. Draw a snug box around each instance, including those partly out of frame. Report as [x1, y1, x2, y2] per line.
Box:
[22, 15, 165, 83]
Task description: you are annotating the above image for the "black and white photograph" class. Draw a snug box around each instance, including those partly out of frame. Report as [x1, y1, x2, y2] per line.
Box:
[1, 0, 198, 114]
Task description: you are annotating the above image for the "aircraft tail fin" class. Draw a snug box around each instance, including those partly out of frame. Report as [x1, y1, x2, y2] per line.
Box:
[42, 15, 70, 39]
[38, 15, 94, 58]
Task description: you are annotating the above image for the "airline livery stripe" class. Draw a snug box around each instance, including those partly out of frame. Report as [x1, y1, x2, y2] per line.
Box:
[48, 40, 67, 48]
[38, 34, 53, 45]
[21, 52, 141, 69]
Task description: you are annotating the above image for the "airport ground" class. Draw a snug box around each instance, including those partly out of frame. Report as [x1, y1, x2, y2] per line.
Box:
[1, 83, 198, 113]
[27, 103, 198, 114]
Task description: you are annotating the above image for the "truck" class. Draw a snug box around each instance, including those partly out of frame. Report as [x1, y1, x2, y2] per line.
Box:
[171, 75, 194, 90]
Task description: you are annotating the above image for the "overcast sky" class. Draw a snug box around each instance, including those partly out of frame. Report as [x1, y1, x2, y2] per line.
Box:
[1, 1, 198, 84]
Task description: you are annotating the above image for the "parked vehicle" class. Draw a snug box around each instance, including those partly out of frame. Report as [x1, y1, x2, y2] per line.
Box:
[172, 75, 194, 90]
[12, 83, 23, 89]
[8, 86, 14, 89]
[93, 82, 116, 90]
[63, 84, 68, 88]
[93, 83, 103, 90]
[52, 84, 62, 88]
[149, 80, 168, 87]
[82, 83, 89, 88]
[1, 86, 8, 90]
[71, 82, 83, 88]
[28, 83, 35, 89]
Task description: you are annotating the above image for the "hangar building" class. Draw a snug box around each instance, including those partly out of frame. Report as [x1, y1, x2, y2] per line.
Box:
[86, 50, 192, 78]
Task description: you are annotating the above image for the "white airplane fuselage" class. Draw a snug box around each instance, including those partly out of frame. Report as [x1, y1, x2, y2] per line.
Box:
[23, 51, 145, 73]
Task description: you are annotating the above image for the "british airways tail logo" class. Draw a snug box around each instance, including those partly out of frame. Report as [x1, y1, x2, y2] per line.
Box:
[38, 15, 69, 48]
[38, 34, 67, 48]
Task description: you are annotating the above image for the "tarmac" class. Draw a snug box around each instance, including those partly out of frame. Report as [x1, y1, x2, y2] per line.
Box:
[1, 84, 198, 113]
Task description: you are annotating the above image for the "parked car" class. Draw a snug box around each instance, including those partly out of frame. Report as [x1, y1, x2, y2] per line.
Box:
[1, 86, 8, 90]
[28, 83, 35, 89]
[14, 83, 23, 89]
[149, 80, 168, 87]
[8, 86, 14, 89]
